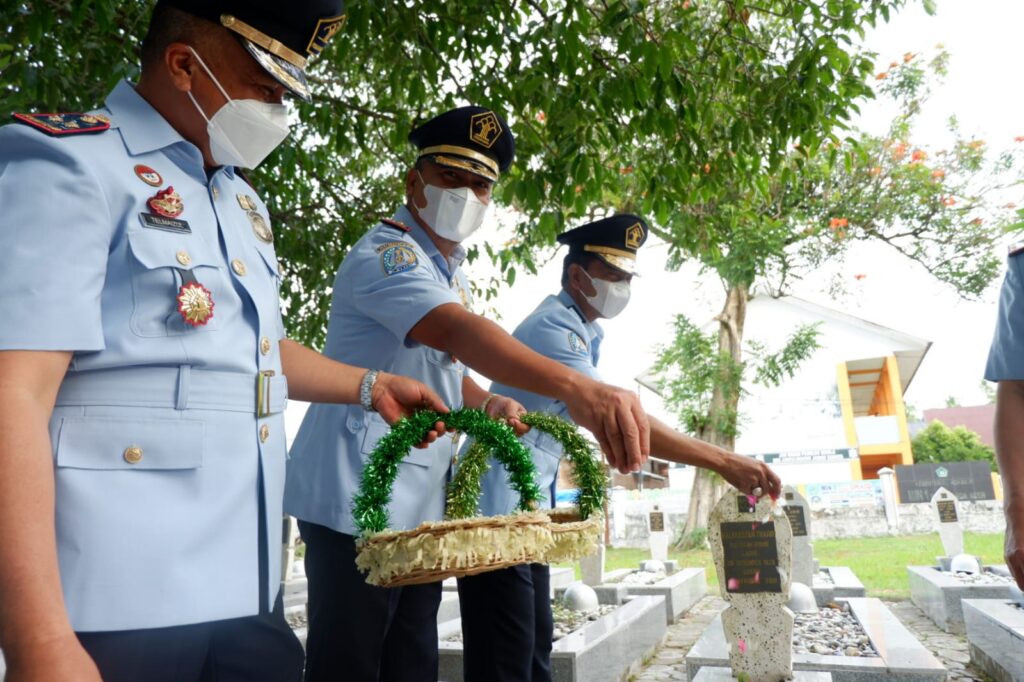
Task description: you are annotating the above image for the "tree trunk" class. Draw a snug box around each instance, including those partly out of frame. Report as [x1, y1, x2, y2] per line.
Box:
[681, 282, 749, 536]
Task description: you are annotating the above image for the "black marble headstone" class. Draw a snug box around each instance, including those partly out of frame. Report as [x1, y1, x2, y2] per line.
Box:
[720, 521, 782, 593]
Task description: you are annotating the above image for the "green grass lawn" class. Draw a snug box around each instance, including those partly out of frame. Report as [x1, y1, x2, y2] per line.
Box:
[559, 532, 1005, 600]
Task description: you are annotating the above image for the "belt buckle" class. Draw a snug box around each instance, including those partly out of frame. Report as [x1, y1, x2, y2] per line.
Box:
[257, 370, 276, 417]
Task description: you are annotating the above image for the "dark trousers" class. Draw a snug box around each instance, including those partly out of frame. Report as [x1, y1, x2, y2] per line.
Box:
[457, 563, 552, 682]
[299, 520, 442, 682]
[77, 593, 303, 682]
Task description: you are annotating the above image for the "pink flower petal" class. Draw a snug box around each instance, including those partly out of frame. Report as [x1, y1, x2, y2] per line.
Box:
[727, 578, 740, 590]
[738, 638, 748, 654]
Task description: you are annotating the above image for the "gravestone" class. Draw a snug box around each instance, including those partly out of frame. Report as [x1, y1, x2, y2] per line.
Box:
[783, 486, 814, 587]
[708, 490, 794, 682]
[931, 487, 963, 559]
[580, 542, 605, 586]
[648, 505, 669, 561]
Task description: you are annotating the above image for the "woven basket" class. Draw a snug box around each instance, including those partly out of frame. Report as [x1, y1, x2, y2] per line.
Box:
[355, 512, 554, 587]
[544, 508, 604, 565]
[352, 409, 606, 587]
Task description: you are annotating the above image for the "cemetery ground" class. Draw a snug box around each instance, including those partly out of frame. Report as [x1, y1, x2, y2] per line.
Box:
[563, 532, 1004, 600]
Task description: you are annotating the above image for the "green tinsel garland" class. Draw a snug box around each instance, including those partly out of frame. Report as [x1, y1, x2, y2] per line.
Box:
[519, 412, 608, 521]
[352, 409, 609, 536]
[445, 439, 491, 520]
[352, 409, 541, 535]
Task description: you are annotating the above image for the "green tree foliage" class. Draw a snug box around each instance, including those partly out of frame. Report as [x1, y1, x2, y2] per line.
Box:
[651, 44, 1022, 530]
[911, 420, 997, 472]
[2, 0, 911, 346]
[653, 315, 821, 439]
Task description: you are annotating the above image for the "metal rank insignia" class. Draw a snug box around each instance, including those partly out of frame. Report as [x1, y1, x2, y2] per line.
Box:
[248, 210, 273, 243]
[175, 269, 214, 327]
[237, 194, 257, 211]
[147, 186, 184, 218]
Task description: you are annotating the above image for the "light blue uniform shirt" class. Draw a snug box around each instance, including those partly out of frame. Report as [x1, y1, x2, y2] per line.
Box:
[986, 250, 1024, 380]
[285, 206, 471, 535]
[0, 81, 289, 631]
[475, 290, 603, 516]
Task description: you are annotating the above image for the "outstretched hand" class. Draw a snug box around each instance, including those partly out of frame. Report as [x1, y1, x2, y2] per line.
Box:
[371, 372, 450, 448]
[565, 380, 650, 474]
[720, 453, 782, 500]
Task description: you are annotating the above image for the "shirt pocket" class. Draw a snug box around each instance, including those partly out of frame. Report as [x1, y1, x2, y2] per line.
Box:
[55, 416, 204, 470]
[423, 346, 465, 375]
[357, 413, 437, 468]
[127, 229, 225, 337]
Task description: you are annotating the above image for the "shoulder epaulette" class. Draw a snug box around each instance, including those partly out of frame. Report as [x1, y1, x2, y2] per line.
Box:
[12, 112, 111, 137]
[381, 218, 412, 233]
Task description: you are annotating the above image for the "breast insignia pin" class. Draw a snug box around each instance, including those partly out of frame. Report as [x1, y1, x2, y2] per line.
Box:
[177, 281, 215, 326]
[248, 210, 274, 243]
[148, 186, 184, 218]
[134, 164, 163, 187]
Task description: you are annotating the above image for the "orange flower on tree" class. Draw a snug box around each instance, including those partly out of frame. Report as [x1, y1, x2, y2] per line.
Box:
[892, 142, 907, 159]
[703, 163, 711, 173]
[620, 166, 634, 174]
[868, 166, 882, 176]
[942, 196, 956, 207]
[1015, 136, 1024, 143]
[968, 140, 985, 150]
[876, 72, 888, 80]
[853, 273, 867, 281]
[911, 149, 927, 162]
[931, 169, 945, 180]
[971, 218, 984, 226]
[888, 61, 899, 69]
[903, 52, 915, 63]
[535, 111, 546, 123]
[1004, 202, 1018, 209]
[829, 217, 849, 230]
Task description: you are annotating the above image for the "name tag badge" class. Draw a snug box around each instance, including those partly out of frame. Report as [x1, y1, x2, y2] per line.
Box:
[139, 212, 191, 234]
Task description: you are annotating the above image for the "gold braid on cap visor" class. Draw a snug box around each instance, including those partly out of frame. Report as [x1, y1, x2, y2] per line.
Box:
[221, 14, 308, 68]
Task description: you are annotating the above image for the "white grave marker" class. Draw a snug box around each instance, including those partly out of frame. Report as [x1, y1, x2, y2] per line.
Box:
[931, 486, 964, 559]
[708, 490, 794, 682]
[649, 504, 669, 561]
[783, 486, 814, 587]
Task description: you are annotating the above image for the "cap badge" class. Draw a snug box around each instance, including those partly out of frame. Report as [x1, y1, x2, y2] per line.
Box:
[134, 164, 163, 187]
[469, 111, 502, 149]
[306, 14, 347, 57]
[147, 186, 184, 218]
[625, 222, 645, 249]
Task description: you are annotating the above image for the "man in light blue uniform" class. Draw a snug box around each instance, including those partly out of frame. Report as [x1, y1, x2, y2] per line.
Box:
[458, 214, 783, 681]
[0, 3, 448, 681]
[985, 244, 1024, 590]
[285, 109, 654, 682]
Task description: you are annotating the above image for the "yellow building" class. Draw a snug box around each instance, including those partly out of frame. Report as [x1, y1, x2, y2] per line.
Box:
[838, 350, 929, 480]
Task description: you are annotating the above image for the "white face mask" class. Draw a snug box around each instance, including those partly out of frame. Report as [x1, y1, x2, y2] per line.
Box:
[415, 170, 490, 242]
[579, 267, 631, 319]
[187, 47, 290, 169]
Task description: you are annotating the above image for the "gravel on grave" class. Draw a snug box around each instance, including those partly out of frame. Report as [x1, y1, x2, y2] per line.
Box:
[442, 602, 618, 643]
[607, 569, 666, 586]
[950, 570, 1016, 585]
[792, 602, 878, 658]
[813, 569, 834, 586]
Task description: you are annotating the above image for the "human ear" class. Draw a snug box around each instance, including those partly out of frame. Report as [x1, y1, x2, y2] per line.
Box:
[165, 43, 198, 93]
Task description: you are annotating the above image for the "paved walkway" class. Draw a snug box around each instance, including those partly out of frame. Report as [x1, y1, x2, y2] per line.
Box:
[631, 596, 993, 681]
